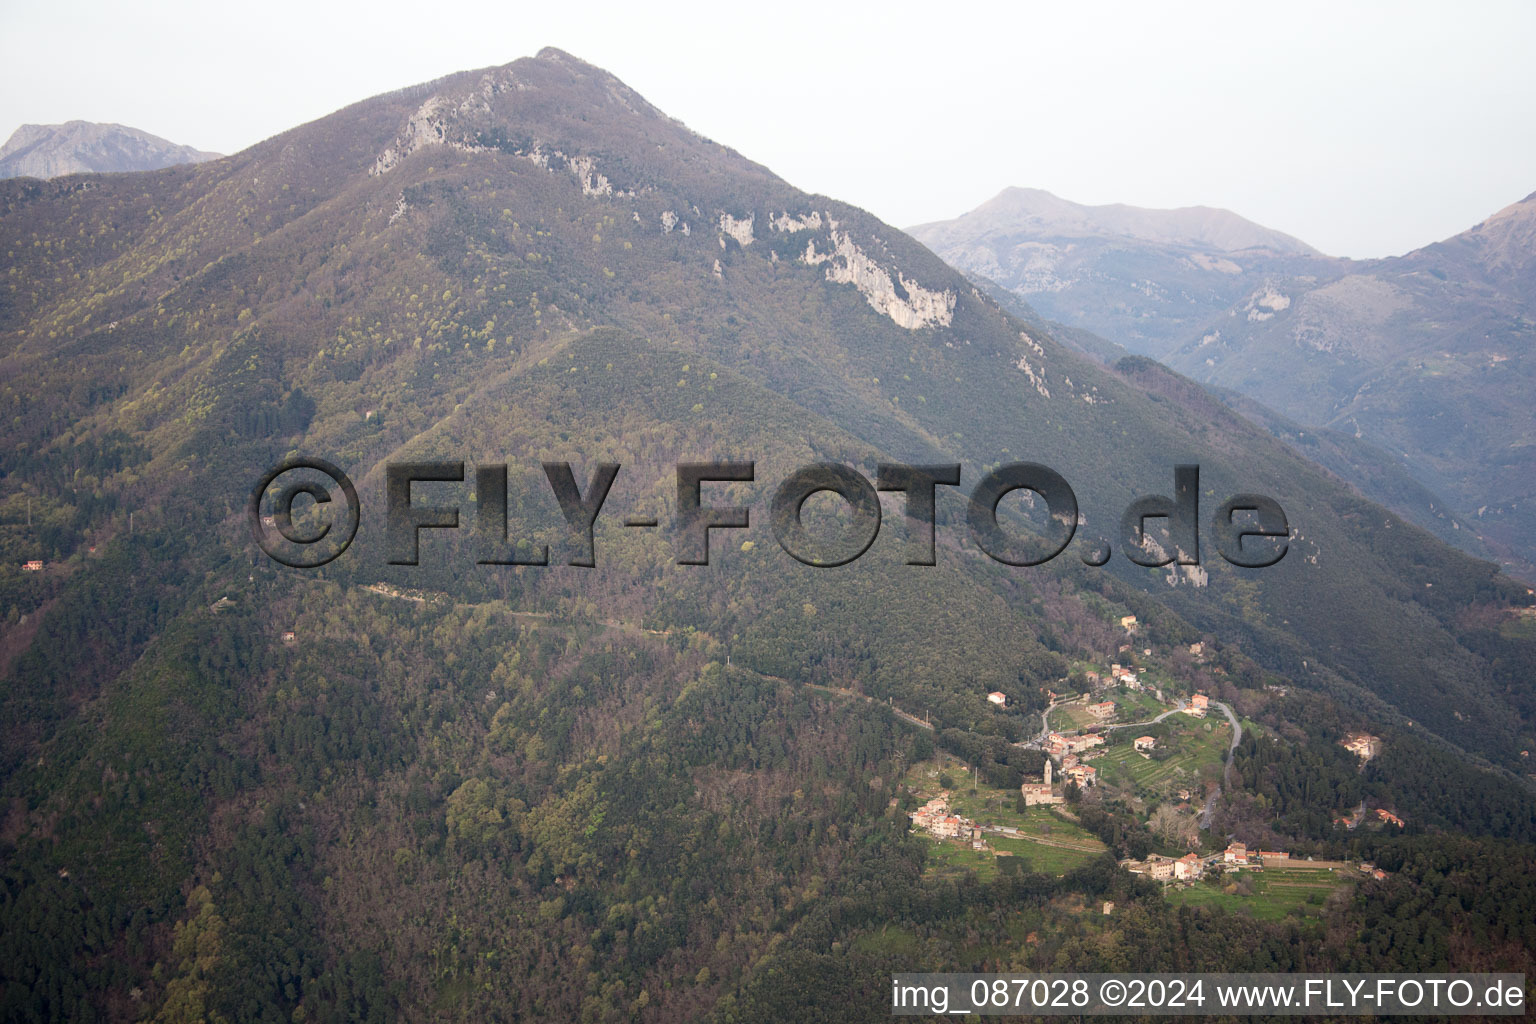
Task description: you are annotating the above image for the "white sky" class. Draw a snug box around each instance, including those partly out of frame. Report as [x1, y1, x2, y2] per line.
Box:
[3, 0, 1533, 259]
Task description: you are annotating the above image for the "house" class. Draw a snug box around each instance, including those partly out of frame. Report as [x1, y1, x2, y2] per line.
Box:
[1134, 736, 1157, 754]
[1064, 763, 1097, 788]
[1375, 809, 1406, 828]
[1067, 733, 1104, 753]
[986, 691, 1008, 706]
[1120, 614, 1138, 632]
[1341, 733, 1380, 762]
[1358, 862, 1375, 874]
[281, 631, 297, 644]
[1371, 868, 1389, 880]
[1102, 901, 1114, 915]
[1088, 701, 1115, 718]
[1174, 853, 1204, 881]
[1188, 642, 1204, 656]
[1129, 856, 1177, 881]
[1257, 850, 1289, 862]
[1187, 693, 1209, 718]
[1084, 671, 1102, 687]
[1122, 673, 1141, 690]
[1020, 761, 1063, 806]
[22, 560, 43, 571]
[1223, 842, 1249, 865]
[910, 795, 953, 834]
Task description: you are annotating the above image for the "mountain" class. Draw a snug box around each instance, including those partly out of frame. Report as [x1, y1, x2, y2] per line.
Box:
[916, 188, 1536, 581]
[2, 49, 1534, 1021]
[908, 187, 1330, 359]
[1161, 192, 1536, 579]
[0, 120, 220, 179]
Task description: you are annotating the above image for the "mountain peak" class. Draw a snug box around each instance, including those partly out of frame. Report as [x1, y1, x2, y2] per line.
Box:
[1459, 188, 1536, 273]
[919, 186, 1320, 256]
[0, 121, 220, 179]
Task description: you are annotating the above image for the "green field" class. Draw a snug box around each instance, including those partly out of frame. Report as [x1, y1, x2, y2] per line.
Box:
[1107, 688, 1166, 721]
[1164, 868, 1352, 921]
[1500, 612, 1536, 642]
[903, 758, 1106, 879]
[1054, 687, 1166, 730]
[1096, 719, 1231, 796]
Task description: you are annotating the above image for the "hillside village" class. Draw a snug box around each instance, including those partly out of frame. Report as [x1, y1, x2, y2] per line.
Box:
[902, 611, 1405, 915]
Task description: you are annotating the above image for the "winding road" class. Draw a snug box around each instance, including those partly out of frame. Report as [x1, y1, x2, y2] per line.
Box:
[1199, 701, 1243, 829]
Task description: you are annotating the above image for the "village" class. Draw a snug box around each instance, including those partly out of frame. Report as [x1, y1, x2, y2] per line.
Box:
[904, 614, 1401, 918]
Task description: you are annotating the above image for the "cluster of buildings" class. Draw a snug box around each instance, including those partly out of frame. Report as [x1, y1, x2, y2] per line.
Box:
[909, 793, 984, 849]
[1340, 732, 1382, 763]
[1128, 844, 1299, 884]
[1045, 731, 1104, 758]
[1110, 663, 1141, 689]
[1125, 853, 1206, 882]
[1220, 842, 1290, 868]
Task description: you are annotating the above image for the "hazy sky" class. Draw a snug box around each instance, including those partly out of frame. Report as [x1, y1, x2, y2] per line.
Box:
[3, 0, 1533, 258]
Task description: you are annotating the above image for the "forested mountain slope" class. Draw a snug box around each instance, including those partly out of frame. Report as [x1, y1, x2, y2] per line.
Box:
[2, 49, 1533, 1022]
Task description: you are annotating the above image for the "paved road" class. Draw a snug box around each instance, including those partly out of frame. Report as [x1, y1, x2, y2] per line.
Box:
[1103, 705, 1187, 731]
[1017, 695, 1082, 749]
[1199, 701, 1243, 829]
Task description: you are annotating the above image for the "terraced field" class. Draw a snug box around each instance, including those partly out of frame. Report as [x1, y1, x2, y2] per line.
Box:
[903, 758, 1107, 879]
[1164, 867, 1353, 921]
[1096, 719, 1231, 796]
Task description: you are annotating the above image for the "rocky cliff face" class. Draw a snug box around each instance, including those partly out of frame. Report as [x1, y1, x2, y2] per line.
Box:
[0, 121, 220, 178]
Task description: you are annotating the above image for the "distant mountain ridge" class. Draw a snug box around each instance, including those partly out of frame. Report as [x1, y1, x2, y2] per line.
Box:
[1162, 190, 1536, 580]
[908, 188, 1334, 360]
[914, 186, 1536, 580]
[0, 120, 220, 179]
[912, 186, 1321, 255]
